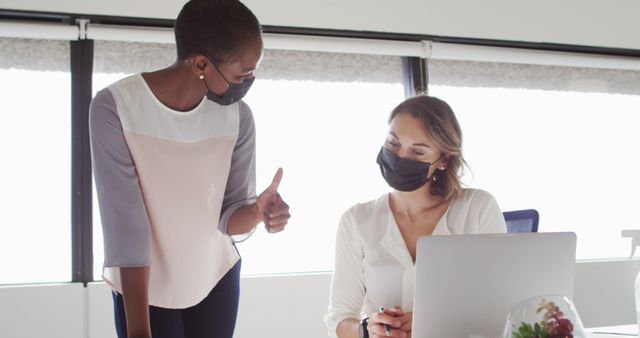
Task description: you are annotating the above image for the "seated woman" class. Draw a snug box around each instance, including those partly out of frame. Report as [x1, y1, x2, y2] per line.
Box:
[325, 95, 507, 338]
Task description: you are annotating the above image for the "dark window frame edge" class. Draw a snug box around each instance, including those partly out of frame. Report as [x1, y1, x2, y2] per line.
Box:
[1, 8, 640, 58]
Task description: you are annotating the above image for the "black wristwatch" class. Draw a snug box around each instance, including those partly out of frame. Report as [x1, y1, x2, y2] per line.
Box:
[359, 317, 370, 338]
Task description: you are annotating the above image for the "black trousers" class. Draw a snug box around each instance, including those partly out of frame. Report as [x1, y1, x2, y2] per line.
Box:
[112, 260, 241, 338]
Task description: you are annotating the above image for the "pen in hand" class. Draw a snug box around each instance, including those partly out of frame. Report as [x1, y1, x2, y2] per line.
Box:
[379, 307, 392, 337]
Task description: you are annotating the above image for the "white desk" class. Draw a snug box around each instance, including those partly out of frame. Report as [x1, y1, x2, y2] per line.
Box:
[587, 324, 637, 337]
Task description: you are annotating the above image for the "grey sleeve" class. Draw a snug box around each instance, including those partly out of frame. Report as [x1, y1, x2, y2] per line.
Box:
[89, 88, 151, 268]
[218, 101, 257, 236]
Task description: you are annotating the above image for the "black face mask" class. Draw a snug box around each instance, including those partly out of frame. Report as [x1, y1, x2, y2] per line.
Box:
[203, 61, 255, 106]
[376, 147, 439, 192]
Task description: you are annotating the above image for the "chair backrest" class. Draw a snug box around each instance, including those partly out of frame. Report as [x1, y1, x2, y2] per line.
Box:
[503, 209, 539, 233]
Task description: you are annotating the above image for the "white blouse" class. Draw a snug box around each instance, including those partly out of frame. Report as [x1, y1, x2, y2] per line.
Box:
[324, 188, 507, 337]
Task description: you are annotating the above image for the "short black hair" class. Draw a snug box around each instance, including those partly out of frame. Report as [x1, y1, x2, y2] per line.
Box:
[174, 0, 261, 63]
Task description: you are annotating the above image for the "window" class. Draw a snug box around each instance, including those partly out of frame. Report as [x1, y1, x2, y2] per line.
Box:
[0, 38, 71, 284]
[428, 58, 640, 260]
[91, 40, 406, 277]
[240, 49, 405, 274]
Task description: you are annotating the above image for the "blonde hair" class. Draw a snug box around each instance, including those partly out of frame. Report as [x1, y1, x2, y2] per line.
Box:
[389, 95, 466, 201]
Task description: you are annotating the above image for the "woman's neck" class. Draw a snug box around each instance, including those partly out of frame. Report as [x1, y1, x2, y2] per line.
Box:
[141, 62, 206, 112]
[390, 184, 446, 220]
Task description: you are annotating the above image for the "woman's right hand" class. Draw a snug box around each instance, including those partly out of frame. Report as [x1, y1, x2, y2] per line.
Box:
[367, 307, 407, 338]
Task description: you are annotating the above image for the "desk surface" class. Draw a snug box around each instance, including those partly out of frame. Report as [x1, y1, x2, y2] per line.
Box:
[587, 324, 637, 337]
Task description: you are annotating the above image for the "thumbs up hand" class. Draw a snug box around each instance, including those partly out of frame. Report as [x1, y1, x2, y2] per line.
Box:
[256, 168, 290, 234]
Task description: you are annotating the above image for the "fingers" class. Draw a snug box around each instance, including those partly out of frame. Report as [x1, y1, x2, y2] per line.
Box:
[398, 311, 412, 331]
[256, 168, 284, 215]
[266, 167, 283, 193]
[368, 324, 407, 338]
[266, 195, 289, 216]
[370, 312, 402, 329]
[386, 307, 405, 316]
[264, 214, 290, 227]
[368, 308, 408, 338]
[263, 213, 290, 231]
[265, 224, 286, 234]
[259, 167, 288, 234]
[263, 195, 290, 234]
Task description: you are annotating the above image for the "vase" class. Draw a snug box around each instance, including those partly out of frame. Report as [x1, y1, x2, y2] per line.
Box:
[502, 295, 586, 338]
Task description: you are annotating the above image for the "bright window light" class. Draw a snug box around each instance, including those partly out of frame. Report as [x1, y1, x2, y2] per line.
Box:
[430, 70, 640, 260]
[0, 38, 71, 284]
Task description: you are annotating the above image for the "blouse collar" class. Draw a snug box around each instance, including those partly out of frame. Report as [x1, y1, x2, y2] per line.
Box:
[378, 193, 452, 268]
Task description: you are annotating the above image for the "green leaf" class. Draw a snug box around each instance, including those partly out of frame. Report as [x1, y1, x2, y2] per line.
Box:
[515, 323, 536, 338]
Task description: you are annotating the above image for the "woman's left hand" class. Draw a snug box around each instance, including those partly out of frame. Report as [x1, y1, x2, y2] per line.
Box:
[383, 307, 412, 338]
[396, 310, 412, 338]
[256, 168, 290, 233]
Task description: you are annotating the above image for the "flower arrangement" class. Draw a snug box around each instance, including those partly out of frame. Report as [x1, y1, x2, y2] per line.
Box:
[511, 298, 575, 338]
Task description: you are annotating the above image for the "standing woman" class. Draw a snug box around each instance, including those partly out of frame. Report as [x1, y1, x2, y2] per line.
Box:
[325, 95, 506, 338]
[89, 1, 290, 338]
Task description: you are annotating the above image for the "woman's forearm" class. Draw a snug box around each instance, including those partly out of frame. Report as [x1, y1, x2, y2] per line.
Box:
[120, 266, 152, 338]
[336, 318, 361, 338]
[226, 203, 262, 235]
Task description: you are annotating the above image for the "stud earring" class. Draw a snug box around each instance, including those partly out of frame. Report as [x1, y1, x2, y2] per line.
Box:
[199, 74, 204, 80]
[433, 175, 437, 181]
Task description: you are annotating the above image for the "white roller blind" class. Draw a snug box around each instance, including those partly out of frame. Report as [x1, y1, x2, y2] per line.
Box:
[84, 24, 640, 71]
[0, 20, 78, 40]
[428, 59, 640, 95]
[85, 23, 425, 57]
[86, 24, 174, 44]
[2, 20, 639, 71]
[0, 38, 70, 71]
[92, 40, 403, 84]
[425, 41, 640, 71]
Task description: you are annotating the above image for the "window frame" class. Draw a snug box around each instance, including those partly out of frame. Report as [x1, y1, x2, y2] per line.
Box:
[1, 9, 638, 284]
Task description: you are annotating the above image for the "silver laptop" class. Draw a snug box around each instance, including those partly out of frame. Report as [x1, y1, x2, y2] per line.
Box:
[412, 232, 576, 338]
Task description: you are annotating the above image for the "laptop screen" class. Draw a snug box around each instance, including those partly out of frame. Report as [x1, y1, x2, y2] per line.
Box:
[412, 232, 576, 338]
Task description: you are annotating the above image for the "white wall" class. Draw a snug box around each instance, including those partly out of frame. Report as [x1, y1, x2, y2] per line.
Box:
[574, 260, 640, 327]
[0, 283, 86, 337]
[2, 260, 639, 338]
[85, 274, 332, 338]
[86, 274, 332, 338]
[235, 273, 331, 338]
[0, 0, 639, 50]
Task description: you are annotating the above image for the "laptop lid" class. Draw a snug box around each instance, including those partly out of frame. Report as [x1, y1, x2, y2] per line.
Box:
[412, 232, 576, 338]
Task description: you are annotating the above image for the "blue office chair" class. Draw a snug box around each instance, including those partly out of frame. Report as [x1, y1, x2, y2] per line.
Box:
[503, 209, 539, 233]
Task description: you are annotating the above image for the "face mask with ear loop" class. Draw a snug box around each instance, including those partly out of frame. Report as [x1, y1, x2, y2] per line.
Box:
[199, 58, 255, 106]
[376, 147, 444, 192]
